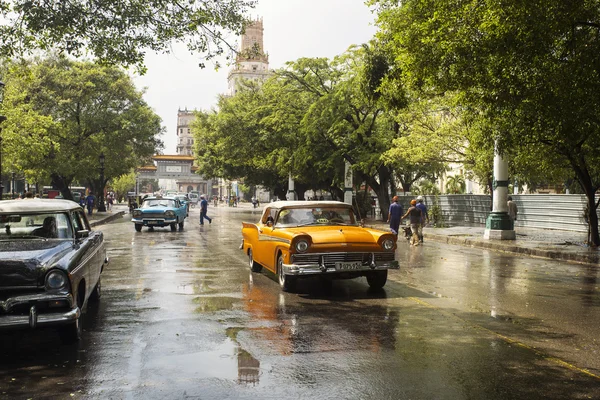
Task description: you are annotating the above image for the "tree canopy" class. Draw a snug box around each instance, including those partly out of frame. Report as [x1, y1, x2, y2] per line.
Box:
[371, 0, 600, 245]
[0, 0, 255, 72]
[1, 56, 164, 199]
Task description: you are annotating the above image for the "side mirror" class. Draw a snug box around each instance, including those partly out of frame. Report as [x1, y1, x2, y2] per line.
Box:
[76, 229, 90, 239]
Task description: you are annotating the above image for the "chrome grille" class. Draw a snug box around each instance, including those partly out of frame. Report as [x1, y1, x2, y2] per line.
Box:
[141, 212, 166, 219]
[292, 252, 394, 267]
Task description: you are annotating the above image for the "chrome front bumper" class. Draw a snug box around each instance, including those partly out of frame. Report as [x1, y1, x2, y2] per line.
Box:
[282, 260, 399, 276]
[131, 218, 177, 227]
[0, 292, 80, 330]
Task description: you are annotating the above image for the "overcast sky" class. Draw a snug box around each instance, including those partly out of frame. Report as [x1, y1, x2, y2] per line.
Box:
[134, 0, 378, 154]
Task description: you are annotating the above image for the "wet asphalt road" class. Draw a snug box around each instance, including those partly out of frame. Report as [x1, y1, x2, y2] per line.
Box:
[1, 205, 599, 399]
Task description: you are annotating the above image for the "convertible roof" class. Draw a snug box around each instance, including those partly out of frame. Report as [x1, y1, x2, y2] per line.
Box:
[264, 200, 351, 210]
[0, 199, 82, 213]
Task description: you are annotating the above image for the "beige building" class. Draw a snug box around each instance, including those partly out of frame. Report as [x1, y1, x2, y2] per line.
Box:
[227, 17, 271, 95]
[176, 108, 195, 156]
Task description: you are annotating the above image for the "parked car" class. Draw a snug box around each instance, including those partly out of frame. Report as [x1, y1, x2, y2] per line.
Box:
[0, 199, 107, 344]
[241, 201, 399, 291]
[131, 196, 187, 231]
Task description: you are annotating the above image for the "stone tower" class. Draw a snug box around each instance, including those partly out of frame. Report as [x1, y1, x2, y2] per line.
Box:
[176, 108, 195, 156]
[227, 17, 271, 95]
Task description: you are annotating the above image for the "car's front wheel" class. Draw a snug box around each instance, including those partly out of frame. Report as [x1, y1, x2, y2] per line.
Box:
[170, 222, 177, 231]
[366, 270, 388, 290]
[59, 290, 83, 344]
[277, 254, 296, 292]
[248, 249, 262, 272]
[134, 224, 142, 232]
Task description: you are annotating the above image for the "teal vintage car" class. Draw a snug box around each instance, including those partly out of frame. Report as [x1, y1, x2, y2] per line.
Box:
[131, 196, 187, 232]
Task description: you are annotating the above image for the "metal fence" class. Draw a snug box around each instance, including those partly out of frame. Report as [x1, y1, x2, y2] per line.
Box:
[396, 194, 592, 232]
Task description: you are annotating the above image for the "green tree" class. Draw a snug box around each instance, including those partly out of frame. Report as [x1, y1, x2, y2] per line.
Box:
[1, 56, 163, 200]
[372, 0, 600, 245]
[0, 0, 254, 72]
[111, 171, 136, 203]
[445, 175, 466, 195]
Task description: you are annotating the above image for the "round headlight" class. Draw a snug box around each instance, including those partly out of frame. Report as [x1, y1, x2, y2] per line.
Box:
[132, 210, 142, 217]
[46, 270, 68, 290]
[165, 211, 175, 217]
[382, 239, 395, 250]
[295, 240, 309, 253]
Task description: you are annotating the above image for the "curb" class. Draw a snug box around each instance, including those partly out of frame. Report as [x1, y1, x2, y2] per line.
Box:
[426, 233, 600, 266]
[89, 211, 125, 228]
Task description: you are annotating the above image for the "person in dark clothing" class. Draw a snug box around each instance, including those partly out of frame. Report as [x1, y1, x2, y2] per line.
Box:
[402, 199, 423, 246]
[416, 196, 429, 243]
[199, 195, 212, 225]
[86, 193, 96, 216]
[387, 196, 403, 235]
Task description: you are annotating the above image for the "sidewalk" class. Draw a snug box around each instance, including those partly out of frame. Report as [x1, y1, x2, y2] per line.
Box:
[86, 204, 126, 228]
[365, 220, 600, 266]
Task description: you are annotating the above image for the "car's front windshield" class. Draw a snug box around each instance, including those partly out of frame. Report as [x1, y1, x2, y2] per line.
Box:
[141, 199, 175, 208]
[275, 207, 358, 227]
[0, 212, 73, 239]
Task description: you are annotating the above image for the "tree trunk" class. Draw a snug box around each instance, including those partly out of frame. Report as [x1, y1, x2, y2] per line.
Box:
[294, 182, 309, 200]
[330, 186, 344, 201]
[564, 151, 599, 247]
[362, 165, 392, 221]
[51, 174, 74, 200]
[580, 185, 600, 247]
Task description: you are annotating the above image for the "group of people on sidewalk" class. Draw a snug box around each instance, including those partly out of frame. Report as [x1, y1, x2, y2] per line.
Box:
[387, 196, 430, 246]
[388, 195, 519, 245]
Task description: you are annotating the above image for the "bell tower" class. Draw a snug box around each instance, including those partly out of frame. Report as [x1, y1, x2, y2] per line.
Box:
[227, 17, 270, 95]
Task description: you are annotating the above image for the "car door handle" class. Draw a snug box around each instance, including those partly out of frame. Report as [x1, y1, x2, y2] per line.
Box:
[258, 229, 263, 233]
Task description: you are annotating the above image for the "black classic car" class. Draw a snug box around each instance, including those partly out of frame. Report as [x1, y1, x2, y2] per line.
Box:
[0, 199, 108, 343]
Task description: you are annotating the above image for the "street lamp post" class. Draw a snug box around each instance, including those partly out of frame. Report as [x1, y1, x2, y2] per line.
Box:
[0, 80, 6, 200]
[97, 153, 106, 211]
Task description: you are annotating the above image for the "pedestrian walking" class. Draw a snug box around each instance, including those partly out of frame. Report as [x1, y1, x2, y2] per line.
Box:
[402, 199, 423, 246]
[416, 196, 429, 243]
[507, 196, 518, 223]
[386, 195, 403, 235]
[107, 194, 113, 211]
[199, 194, 212, 225]
[86, 192, 96, 216]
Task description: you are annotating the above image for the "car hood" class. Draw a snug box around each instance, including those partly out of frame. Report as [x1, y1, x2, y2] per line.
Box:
[289, 226, 384, 244]
[138, 208, 177, 213]
[0, 240, 72, 287]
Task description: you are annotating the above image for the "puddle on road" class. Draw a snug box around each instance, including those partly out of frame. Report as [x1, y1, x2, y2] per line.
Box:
[146, 337, 263, 385]
[193, 296, 242, 312]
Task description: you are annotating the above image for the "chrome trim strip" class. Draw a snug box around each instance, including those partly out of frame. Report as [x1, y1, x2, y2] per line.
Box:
[258, 234, 291, 244]
[71, 244, 101, 276]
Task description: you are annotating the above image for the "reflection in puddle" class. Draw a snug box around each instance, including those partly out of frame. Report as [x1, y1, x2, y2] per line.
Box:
[146, 337, 261, 385]
[193, 296, 241, 312]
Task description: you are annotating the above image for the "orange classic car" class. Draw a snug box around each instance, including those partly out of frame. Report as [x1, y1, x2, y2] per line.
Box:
[241, 201, 399, 291]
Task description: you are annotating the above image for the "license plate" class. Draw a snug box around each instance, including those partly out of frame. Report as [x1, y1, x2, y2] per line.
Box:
[147, 220, 159, 225]
[335, 261, 362, 270]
